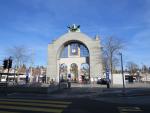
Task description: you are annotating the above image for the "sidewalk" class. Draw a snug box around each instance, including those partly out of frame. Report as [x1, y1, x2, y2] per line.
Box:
[94, 88, 150, 105]
[1, 83, 150, 100]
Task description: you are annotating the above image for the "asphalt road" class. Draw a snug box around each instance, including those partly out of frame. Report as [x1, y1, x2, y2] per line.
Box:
[1, 85, 150, 113]
[0, 98, 149, 113]
[63, 98, 150, 113]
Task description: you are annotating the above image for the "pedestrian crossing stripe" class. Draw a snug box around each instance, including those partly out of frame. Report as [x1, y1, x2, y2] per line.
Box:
[0, 99, 72, 113]
[0, 111, 19, 113]
[0, 105, 63, 113]
[0, 101, 68, 108]
[0, 98, 72, 104]
[118, 107, 143, 113]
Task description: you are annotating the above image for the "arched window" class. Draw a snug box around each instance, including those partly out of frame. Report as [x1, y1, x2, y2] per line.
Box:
[80, 44, 89, 57]
[60, 41, 89, 58]
[60, 46, 68, 58]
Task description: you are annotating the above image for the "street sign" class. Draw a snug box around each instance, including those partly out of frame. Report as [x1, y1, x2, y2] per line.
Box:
[26, 69, 30, 83]
[106, 66, 109, 80]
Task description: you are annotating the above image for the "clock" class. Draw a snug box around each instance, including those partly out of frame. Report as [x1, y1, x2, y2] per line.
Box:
[72, 49, 76, 53]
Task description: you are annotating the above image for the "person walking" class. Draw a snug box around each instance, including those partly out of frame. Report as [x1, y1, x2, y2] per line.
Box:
[67, 74, 71, 88]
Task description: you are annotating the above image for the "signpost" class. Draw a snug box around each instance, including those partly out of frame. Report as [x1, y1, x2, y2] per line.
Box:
[26, 69, 30, 84]
[106, 65, 110, 88]
[106, 67, 109, 80]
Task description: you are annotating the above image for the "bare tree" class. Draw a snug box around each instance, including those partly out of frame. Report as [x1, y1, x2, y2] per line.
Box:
[7, 46, 30, 68]
[102, 36, 124, 84]
[142, 65, 149, 74]
[18, 64, 27, 74]
[126, 61, 139, 76]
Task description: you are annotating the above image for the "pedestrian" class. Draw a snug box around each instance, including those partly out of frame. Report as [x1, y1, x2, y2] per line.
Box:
[67, 74, 71, 88]
[106, 79, 110, 88]
[26, 75, 29, 84]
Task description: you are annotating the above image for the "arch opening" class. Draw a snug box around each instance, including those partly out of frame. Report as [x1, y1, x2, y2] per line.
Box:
[80, 63, 90, 83]
[59, 63, 68, 81]
[58, 40, 90, 83]
[70, 63, 78, 82]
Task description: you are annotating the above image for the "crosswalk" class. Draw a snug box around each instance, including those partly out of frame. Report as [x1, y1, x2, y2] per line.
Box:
[118, 106, 143, 113]
[0, 98, 72, 113]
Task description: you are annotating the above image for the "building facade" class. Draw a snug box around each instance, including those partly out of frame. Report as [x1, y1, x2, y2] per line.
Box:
[47, 25, 103, 83]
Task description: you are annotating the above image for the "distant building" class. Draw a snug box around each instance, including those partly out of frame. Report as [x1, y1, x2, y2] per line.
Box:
[0, 65, 46, 83]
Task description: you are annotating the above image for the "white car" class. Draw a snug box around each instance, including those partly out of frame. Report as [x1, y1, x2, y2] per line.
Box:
[0, 75, 7, 82]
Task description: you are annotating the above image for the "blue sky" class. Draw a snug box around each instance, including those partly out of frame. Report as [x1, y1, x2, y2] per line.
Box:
[0, 0, 150, 67]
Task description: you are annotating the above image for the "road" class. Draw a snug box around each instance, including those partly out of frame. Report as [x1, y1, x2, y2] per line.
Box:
[63, 98, 150, 113]
[0, 98, 71, 113]
[0, 97, 149, 113]
[0, 85, 150, 113]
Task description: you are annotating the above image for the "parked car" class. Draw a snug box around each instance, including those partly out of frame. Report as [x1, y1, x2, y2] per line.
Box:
[97, 78, 108, 84]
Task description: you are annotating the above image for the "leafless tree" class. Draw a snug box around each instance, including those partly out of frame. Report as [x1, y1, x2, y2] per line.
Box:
[141, 65, 149, 74]
[102, 36, 124, 84]
[7, 46, 30, 68]
[18, 64, 27, 74]
[126, 61, 139, 76]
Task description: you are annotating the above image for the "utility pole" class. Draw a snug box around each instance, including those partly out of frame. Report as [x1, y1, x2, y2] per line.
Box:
[59, 64, 60, 89]
[119, 53, 125, 94]
[30, 48, 34, 83]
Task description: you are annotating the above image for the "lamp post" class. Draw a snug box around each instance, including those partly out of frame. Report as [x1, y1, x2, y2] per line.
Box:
[137, 70, 140, 82]
[59, 64, 61, 89]
[119, 52, 125, 94]
[57, 58, 61, 89]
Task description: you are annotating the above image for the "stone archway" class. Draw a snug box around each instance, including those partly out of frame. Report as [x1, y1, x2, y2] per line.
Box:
[47, 25, 103, 83]
[58, 40, 90, 82]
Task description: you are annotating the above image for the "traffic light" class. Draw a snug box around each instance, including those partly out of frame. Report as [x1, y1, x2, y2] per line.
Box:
[3, 57, 13, 69]
[8, 58, 12, 68]
[3, 59, 8, 69]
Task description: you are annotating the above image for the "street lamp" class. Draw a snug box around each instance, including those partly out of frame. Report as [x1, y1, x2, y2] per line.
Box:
[137, 70, 140, 82]
[59, 64, 61, 89]
[119, 52, 125, 94]
[57, 58, 61, 89]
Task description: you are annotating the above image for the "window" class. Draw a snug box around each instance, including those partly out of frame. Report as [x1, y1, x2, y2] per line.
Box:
[80, 44, 89, 57]
[60, 46, 68, 58]
[60, 42, 89, 58]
